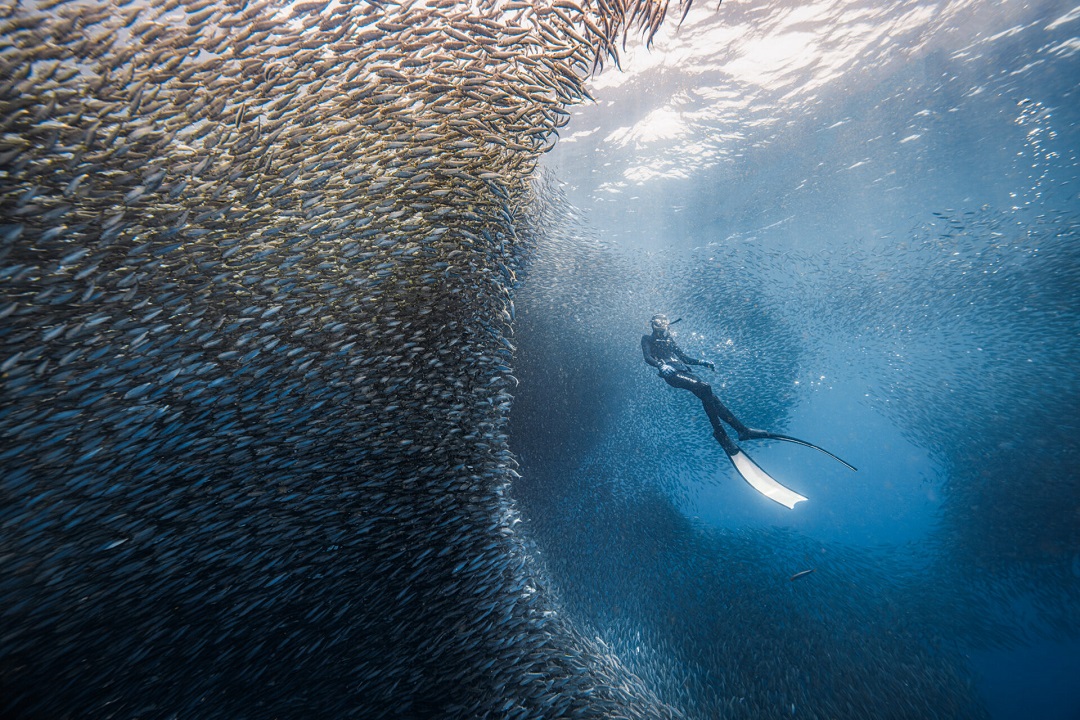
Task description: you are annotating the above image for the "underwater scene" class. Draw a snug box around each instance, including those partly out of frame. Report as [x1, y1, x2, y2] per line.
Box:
[1, 0, 1078, 718]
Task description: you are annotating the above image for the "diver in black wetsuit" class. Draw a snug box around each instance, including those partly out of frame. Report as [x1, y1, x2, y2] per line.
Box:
[641, 313, 767, 456]
[641, 313, 856, 509]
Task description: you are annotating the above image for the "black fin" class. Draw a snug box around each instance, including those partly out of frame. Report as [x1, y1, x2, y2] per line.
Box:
[746, 432, 857, 472]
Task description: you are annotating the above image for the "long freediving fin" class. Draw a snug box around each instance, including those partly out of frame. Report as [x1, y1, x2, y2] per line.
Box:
[726, 448, 808, 509]
[744, 432, 857, 472]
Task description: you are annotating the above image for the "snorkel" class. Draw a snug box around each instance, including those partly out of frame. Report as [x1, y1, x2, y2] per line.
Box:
[650, 315, 682, 336]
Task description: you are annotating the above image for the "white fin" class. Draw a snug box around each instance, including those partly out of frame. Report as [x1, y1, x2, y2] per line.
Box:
[729, 450, 808, 509]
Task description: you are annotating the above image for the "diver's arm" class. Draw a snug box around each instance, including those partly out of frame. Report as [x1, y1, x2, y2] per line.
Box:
[673, 342, 713, 369]
[641, 335, 662, 367]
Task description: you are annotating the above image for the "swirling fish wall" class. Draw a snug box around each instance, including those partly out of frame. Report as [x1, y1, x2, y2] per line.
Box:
[0, 0, 691, 717]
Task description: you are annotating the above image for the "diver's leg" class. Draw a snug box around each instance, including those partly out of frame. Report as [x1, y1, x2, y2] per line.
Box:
[665, 373, 741, 454]
[710, 423, 740, 455]
[664, 373, 809, 505]
[703, 393, 767, 441]
[692, 381, 855, 469]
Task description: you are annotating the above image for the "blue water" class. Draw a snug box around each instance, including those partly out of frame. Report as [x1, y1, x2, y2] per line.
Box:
[512, 1, 1080, 717]
[974, 638, 1080, 720]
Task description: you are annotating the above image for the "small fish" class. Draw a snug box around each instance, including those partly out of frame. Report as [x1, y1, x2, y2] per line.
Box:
[789, 568, 816, 581]
[0, 0, 706, 717]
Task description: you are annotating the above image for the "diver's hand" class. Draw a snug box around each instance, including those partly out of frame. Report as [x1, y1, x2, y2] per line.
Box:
[702, 360, 716, 371]
[659, 364, 676, 378]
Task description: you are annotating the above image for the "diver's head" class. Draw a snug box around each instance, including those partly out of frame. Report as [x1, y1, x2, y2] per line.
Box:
[650, 314, 670, 335]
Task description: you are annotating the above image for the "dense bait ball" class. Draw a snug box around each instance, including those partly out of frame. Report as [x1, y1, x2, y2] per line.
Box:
[0, 0, 688, 717]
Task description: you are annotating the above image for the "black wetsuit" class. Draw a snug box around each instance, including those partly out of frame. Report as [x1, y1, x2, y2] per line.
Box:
[641, 330, 753, 455]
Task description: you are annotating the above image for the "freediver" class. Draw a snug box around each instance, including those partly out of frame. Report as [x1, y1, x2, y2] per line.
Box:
[641, 314, 855, 508]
